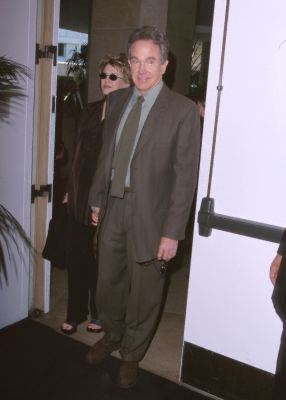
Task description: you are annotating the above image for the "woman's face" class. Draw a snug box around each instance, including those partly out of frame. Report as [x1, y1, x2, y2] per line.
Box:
[100, 64, 130, 96]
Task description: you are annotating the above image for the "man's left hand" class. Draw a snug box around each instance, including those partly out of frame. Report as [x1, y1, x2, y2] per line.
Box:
[157, 237, 178, 262]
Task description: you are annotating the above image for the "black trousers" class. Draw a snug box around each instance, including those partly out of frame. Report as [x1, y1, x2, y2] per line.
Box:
[65, 218, 98, 323]
[273, 323, 286, 399]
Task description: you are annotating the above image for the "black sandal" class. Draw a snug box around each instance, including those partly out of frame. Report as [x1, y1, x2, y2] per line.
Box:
[86, 319, 102, 333]
[60, 321, 77, 335]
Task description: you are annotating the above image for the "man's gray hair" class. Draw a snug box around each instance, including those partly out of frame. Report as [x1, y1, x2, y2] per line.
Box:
[127, 26, 169, 64]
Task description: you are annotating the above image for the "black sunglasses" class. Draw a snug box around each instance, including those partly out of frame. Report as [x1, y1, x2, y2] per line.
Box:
[99, 72, 123, 81]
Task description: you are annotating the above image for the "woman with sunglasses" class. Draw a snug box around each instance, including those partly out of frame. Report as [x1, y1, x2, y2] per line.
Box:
[61, 53, 132, 335]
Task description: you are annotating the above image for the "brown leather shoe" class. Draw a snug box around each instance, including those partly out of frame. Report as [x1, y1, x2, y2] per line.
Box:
[117, 361, 139, 389]
[85, 338, 120, 364]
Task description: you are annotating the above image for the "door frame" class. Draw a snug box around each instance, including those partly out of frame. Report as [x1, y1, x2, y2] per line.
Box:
[30, 0, 60, 314]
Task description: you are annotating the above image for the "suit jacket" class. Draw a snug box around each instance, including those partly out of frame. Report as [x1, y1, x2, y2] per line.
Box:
[271, 230, 286, 322]
[278, 230, 286, 256]
[89, 83, 201, 262]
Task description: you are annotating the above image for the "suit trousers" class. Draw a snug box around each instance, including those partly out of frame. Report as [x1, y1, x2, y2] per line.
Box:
[96, 192, 166, 361]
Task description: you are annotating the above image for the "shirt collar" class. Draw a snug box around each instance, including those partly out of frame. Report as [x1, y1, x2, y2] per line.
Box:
[133, 80, 163, 107]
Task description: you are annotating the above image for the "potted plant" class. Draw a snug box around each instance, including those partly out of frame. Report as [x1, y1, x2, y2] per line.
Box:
[0, 55, 33, 285]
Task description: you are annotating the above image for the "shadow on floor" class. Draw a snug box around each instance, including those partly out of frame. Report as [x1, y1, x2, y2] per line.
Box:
[0, 318, 207, 400]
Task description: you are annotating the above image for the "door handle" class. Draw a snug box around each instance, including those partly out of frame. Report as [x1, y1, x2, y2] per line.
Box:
[198, 197, 284, 243]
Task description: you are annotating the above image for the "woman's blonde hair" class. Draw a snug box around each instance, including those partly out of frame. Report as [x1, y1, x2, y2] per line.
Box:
[99, 53, 132, 84]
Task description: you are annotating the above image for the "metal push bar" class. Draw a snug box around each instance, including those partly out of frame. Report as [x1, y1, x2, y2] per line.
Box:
[198, 197, 284, 243]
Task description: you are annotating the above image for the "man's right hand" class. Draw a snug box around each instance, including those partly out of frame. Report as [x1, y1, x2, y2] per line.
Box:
[270, 254, 282, 285]
[91, 207, 100, 226]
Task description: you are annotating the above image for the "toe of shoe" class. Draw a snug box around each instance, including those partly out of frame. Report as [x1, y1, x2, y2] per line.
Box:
[86, 326, 103, 333]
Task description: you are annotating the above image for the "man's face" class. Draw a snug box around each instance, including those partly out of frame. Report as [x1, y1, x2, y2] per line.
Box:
[129, 40, 168, 95]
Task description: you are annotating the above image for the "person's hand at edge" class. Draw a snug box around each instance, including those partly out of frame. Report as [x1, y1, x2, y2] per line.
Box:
[270, 254, 282, 285]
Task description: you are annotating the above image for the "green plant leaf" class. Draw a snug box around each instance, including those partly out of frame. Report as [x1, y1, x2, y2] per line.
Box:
[0, 204, 35, 286]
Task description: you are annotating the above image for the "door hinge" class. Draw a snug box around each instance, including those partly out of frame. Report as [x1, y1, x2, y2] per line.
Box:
[36, 43, 57, 66]
[31, 184, 52, 203]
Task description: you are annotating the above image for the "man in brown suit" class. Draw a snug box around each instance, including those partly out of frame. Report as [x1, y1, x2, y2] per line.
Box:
[87, 26, 201, 388]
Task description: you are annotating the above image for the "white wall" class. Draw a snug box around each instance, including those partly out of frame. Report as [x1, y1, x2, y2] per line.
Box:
[184, 0, 286, 373]
[0, 0, 37, 328]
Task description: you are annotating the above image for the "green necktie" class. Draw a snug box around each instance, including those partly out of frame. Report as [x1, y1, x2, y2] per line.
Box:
[111, 95, 144, 198]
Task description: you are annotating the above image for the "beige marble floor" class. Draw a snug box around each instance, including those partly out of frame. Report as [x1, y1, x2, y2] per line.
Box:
[35, 259, 190, 383]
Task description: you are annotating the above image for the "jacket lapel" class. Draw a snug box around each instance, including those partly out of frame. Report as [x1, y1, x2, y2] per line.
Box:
[104, 87, 133, 178]
[105, 87, 132, 144]
[133, 84, 170, 157]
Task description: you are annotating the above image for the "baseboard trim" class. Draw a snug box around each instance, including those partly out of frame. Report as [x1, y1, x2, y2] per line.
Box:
[180, 381, 224, 400]
[181, 341, 274, 400]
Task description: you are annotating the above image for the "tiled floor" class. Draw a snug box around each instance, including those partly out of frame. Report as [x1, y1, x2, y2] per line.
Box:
[36, 256, 191, 383]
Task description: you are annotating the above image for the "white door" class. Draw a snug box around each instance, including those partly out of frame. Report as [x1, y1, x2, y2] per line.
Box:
[0, 0, 37, 328]
[0, 0, 60, 329]
[181, 0, 286, 398]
